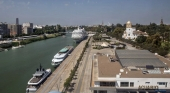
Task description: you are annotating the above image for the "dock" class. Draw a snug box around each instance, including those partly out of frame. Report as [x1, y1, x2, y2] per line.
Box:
[36, 37, 89, 93]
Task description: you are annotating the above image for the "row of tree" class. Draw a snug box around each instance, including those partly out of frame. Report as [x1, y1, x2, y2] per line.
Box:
[33, 24, 66, 35]
[63, 37, 91, 92]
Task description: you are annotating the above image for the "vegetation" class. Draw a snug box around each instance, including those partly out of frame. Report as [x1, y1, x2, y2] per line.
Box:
[33, 24, 66, 35]
[12, 42, 19, 46]
[63, 37, 91, 92]
[20, 33, 61, 45]
[85, 23, 170, 56]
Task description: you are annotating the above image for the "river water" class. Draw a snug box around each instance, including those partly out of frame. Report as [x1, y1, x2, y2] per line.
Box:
[0, 33, 75, 93]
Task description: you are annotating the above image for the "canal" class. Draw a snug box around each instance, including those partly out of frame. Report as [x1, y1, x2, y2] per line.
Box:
[0, 33, 75, 93]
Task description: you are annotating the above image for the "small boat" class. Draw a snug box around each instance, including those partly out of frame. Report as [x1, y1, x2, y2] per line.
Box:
[4, 49, 8, 51]
[26, 64, 51, 92]
[51, 46, 74, 67]
[62, 35, 66, 38]
[12, 45, 25, 49]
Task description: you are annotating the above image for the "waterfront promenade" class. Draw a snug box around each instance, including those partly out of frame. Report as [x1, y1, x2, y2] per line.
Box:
[36, 37, 89, 93]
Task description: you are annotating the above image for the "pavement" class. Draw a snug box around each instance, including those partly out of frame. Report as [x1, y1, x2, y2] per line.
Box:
[110, 38, 137, 50]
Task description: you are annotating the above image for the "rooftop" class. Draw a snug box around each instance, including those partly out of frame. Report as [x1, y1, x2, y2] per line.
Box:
[98, 54, 121, 77]
[115, 50, 166, 67]
[92, 51, 170, 81]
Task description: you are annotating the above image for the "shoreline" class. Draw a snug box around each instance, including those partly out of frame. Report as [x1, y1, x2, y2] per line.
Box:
[0, 33, 63, 50]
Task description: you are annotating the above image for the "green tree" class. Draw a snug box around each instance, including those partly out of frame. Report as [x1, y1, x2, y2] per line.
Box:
[113, 27, 124, 39]
[135, 35, 147, 43]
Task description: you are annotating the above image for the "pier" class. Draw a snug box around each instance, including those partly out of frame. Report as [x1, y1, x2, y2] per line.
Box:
[36, 37, 90, 93]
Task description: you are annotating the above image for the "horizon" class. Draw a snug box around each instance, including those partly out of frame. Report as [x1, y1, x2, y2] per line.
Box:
[0, 0, 170, 26]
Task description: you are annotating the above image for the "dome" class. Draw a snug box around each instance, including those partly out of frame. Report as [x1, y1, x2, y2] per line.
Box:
[127, 21, 131, 24]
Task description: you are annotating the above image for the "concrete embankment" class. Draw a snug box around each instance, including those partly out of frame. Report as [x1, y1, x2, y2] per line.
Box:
[36, 37, 90, 93]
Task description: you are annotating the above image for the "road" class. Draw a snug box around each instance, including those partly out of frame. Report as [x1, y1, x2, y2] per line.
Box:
[73, 37, 93, 93]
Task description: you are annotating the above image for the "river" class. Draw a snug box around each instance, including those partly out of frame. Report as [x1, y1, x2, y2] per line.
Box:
[0, 32, 75, 93]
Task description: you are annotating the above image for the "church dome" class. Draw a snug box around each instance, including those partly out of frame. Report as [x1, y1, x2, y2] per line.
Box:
[126, 21, 132, 28]
[127, 21, 131, 24]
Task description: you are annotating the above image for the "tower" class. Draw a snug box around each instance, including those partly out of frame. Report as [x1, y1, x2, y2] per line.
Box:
[126, 21, 132, 28]
[160, 18, 163, 25]
[16, 18, 19, 25]
[102, 21, 104, 26]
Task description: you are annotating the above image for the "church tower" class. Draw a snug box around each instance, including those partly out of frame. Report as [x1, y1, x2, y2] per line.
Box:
[126, 21, 132, 28]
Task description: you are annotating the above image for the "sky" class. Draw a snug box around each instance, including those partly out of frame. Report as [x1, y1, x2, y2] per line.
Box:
[0, 0, 170, 26]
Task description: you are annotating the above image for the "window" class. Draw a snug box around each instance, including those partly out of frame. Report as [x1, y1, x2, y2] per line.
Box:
[94, 90, 97, 93]
[100, 82, 115, 87]
[145, 82, 150, 84]
[157, 82, 166, 85]
[120, 82, 129, 87]
[130, 82, 134, 87]
[99, 90, 107, 93]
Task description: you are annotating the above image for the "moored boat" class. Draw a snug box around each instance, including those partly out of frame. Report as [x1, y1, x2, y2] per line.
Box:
[51, 46, 74, 67]
[71, 26, 87, 43]
[26, 64, 51, 92]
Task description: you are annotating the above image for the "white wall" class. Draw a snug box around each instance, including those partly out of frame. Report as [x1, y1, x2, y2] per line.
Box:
[116, 78, 170, 89]
[122, 27, 136, 39]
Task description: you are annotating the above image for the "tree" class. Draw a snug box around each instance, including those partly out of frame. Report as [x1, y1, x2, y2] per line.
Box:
[135, 35, 147, 43]
[113, 27, 124, 39]
[116, 23, 123, 27]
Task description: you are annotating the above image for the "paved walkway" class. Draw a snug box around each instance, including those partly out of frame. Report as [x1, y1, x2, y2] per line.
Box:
[66, 37, 93, 93]
[36, 38, 88, 93]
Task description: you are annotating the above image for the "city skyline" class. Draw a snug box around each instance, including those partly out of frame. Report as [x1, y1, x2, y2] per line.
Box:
[0, 0, 170, 26]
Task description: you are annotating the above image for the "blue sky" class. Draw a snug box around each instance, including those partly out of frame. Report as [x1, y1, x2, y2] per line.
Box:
[0, 0, 170, 26]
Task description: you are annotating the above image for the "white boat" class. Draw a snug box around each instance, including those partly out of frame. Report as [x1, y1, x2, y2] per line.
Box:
[26, 64, 51, 92]
[26, 85, 39, 92]
[12, 45, 25, 49]
[71, 26, 87, 43]
[51, 46, 74, 67]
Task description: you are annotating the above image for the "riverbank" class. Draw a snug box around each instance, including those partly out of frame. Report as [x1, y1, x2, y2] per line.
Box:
[0, 33, 62, 50]
[20, 33, 62, 45]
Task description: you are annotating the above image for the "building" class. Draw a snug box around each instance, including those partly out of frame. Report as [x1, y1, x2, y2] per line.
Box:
[22, 23, 33, 34]
[0, 22, 10, 38]
[33, 25, 43, 29]
[122, 21, 148, 40]
[90, 50, 170, 93]
[16, 18, 19, 25]
[8, 24, 22, 36]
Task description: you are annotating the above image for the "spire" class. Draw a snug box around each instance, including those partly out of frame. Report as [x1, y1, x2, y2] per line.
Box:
[102, 21, 104, 26]
[160, 18, 163, 25]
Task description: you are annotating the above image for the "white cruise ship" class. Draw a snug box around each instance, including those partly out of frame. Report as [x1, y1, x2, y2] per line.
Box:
[71, 27, 87, 43]
[51, 46, 73, 67]
[26, 65, 51, 92]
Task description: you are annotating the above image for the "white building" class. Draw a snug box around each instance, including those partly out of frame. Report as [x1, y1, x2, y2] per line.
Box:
[90, 50, 170, 93]
[122, 21, 148, 40]
[33, 25, 43, 29]
[22, 23, 33, 35]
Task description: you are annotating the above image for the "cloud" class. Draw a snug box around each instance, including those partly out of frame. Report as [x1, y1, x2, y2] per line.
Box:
[27, 2, 30, 5]
[65, 3, 68, 6]
[0, 0, 4, 5]
[18, 1, 30, 6]
[88, 0, 90, 3]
